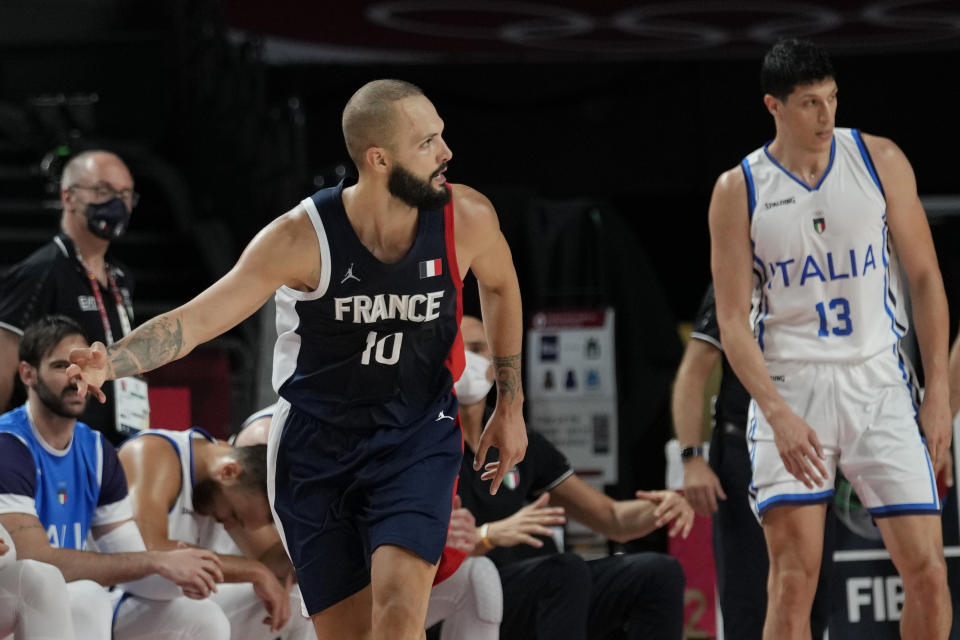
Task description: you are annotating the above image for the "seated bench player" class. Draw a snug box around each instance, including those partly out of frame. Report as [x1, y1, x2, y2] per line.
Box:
[119, 424, 315, 639]
[0, 315, 227, 639]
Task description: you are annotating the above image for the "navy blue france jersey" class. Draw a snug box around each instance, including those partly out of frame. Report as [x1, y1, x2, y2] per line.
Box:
[271, 180, 465, 429]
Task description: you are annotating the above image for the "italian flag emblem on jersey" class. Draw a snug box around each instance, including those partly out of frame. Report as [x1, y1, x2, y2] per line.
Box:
[813, 217, 826, 234]
[419, 258, 442, 279]
[503, 467, 519, 490]
[57, 488, 67, 504]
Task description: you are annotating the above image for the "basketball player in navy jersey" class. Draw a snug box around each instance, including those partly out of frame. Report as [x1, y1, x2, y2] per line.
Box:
[67, 79, 527, 640]
[709, 39, 951, 638]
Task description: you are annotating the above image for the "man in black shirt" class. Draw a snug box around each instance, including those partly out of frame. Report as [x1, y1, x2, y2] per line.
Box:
[0, 150, 139, 445]
[673, 283, 833, 639]
[456, 315, 692, 640]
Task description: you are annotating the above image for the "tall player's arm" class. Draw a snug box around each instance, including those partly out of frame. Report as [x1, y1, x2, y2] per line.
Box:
[452, 184, 527, 495]
[67, 208, 322, 400]
[708, 168, 828, 488]
[866, 134, 952, 469]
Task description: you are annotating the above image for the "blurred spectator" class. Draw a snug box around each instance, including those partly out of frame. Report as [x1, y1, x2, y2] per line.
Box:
[0, 150, 143, 445]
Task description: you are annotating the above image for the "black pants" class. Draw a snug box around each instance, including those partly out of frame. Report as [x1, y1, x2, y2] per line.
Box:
[711, 424, 835, 639]
[497, 552, 685, 640]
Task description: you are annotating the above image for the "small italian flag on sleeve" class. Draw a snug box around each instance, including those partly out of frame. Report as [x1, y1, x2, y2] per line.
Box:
[419, 258, 442, 279]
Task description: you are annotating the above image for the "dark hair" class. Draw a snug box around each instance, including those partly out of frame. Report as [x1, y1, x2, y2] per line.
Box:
[19, 315, 86, 366]
[761, 38, 835, 101]
[232, 444, 268, 494]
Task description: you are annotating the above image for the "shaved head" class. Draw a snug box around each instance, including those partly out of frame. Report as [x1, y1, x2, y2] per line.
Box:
[342, 79, 424, 167]
[60, 150, 131, 191]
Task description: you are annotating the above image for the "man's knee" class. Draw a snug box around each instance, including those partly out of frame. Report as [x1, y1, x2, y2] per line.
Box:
[639, 554, 684, 595]
[116, 596, 231, 640]
[769, 565, 818, 605]
[173, 598, 231, 639]
[15, 559, 67, 602]
[540, 553, 591, 586]
[615, 553, 685, 606]
[902, 554, 948, 595]
[465, 556, 502, 624]
[68, 580, 113, 638]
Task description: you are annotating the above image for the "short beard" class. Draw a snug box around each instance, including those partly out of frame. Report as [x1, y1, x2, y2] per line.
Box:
[34, 374, 85, 418]
[387, 162, 451, 210]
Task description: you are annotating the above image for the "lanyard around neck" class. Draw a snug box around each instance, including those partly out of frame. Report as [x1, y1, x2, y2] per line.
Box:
[77, 256, 131, 345]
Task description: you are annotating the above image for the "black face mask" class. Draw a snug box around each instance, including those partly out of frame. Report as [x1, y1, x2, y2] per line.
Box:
[85, 198, 131, 240]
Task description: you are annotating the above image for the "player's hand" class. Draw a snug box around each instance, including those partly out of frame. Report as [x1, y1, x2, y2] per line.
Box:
[682, 457, 727, 516]
[446, 496, 479, 553]
[636, 490, 695, 539]
[253, 566, 292, 632]
[0, 537, 9, 557]
[920, 395, 953, 479]
[155, 545, 223, 599]
[66, 341, 111, 403]
[769, 407, 828, 489]
[485, 492, 565, 549]
[474, 407, 527, 495]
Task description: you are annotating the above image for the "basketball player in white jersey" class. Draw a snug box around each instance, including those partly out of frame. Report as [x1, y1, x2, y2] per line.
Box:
[709, 38, 951, 639]
[118, 428, 315, 640]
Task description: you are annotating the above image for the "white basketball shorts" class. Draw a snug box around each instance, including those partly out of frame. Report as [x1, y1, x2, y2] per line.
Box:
[748, 349, 939, 519]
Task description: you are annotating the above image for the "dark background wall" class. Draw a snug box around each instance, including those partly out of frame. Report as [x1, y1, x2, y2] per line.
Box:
[3, 2, 959, 319]
[2, 1, 960, 506]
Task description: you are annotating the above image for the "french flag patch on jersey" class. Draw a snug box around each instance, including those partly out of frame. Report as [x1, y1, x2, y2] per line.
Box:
[419, 258, 442, 278]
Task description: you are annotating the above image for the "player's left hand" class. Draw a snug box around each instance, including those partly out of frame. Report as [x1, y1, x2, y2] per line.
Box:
[253, 566, 291, 632]
[636, 490, 695, 539]
[920, 396, 953, 481]
[474, 408, 527, 495]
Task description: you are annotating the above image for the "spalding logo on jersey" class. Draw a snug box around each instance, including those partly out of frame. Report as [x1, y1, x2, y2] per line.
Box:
[334, 291, 445, 323]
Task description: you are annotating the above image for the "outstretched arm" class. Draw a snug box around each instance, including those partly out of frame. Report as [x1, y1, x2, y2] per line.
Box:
[454, 185, 527, 494]
[68, 208, 321, 400]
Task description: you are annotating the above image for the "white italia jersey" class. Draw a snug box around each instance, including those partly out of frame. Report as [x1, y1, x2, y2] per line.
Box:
[743, 127, 908, 364]
[125, 428, 224, 548]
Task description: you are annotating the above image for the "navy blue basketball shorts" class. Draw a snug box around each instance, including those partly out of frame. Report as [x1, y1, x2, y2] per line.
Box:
[266, 393, 463, 615]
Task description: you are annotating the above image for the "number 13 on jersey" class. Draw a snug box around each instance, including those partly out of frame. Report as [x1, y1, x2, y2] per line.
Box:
[815, 297, 853, 337]
[362, 330, 404, 365]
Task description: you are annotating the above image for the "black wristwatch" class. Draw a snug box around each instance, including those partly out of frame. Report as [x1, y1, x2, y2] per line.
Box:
[680, 445, 704, 462]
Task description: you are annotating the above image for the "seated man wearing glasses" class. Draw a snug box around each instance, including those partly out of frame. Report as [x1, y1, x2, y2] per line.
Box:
[0, 150, 143, 445]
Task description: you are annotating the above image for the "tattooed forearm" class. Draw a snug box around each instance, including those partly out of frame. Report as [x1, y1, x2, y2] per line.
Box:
[493, 353, 523, 403]
[108, 316, 184, 377]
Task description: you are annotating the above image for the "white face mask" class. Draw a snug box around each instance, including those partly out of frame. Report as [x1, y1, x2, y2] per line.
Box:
[455, 349, 494, 407]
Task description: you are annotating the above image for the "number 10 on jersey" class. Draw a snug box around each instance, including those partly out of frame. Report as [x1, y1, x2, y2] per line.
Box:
[362, 330, 404, 365]
[815, 297, 853, 337]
